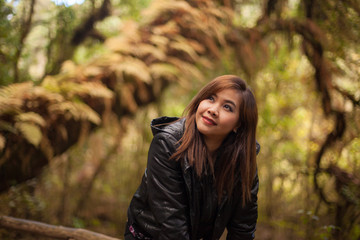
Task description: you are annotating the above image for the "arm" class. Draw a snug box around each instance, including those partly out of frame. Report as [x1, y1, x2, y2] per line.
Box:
[226, 173, 259, 240]
[146, 133, 190, 240]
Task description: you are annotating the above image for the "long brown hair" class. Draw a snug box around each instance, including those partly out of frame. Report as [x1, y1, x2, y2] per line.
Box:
[171, 75, 258, 204]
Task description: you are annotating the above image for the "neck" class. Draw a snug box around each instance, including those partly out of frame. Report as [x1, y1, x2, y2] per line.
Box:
[204, 137, 222, 155]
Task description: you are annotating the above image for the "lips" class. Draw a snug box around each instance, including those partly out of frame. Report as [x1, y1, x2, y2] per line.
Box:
[202, 116, 217, 125]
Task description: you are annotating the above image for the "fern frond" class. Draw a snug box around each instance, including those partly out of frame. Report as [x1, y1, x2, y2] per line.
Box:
[134, 43, 167, 60]
[63, 81, 113, 99]
[149, 63, 179, 81]
[0, 134, 5, 151]
[15, 112, 46, 127]
[57, 81, 82, 98]
[186, 39, 206, 54]
[73, 101, 101, 125]
[105, 36, 133, 54]
[60, 60, 78, 75]
[32, 85, 64, 102]
[105, 20, 141, 52]
[149, 35, 170, 50]
[0, 120, 18, 134]
[41, 76, 62, 93]
[150, 63, 179, 95]
[80, 82, 114, 99]
[15, 122, 42, 147]
[206, 5, 230, 19]
[167, 57, 204, 84]
[0, 96, 22, 115]
[142, 0, 194, 25]
[112, 57, 151, 83]
[118, 84, 138, 113]
[151, 20, 180, 36]
[82, 65, 106, 78]
[49, 101, 101, 125]
[0, 82, 33, 98]
[85, 53, 124, 69]
[120, 20, 141, 42]
[169, 36, 199, 61]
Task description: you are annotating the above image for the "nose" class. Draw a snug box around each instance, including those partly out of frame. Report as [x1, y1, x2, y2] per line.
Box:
[207, 105, 218, 117]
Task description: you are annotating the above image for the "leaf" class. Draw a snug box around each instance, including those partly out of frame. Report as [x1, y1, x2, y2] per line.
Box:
[151, 20, 180, 35]
[15, 112, 46, 127]
[121, 20, 141, 42]
[169, 36, 199, 61]
[113, 57, 151, 83]
[133, 43, 167, 60]
[41, 76, 62, 93]
[107, 39, 167, 60]
[186, 39, 206, 54]
[0, 120, 18, 134]
[0, 82, 33, 98]
[118, 84, 138, 113]
[83, 65, 105, 78]
[15, 122, 42, 147]
[141, 0, 195, 25]
[73, 101, 101, 125]
[49, 101, 101, 125]
[0, 134, 5, 152]
[0, 82, 31, 115]
[0, 95, 22, 115]
[89, 53, 124, 68]
[60, 60, 78, 75]
[105, 21, 141, 53]
[39, 136, 54, 159]
[149, 35, 170, 50]
[67, 82, 114, 99]
[149, 63, 179, 81]
[167, 57, 204, 83]
[105, 36, 133, 54]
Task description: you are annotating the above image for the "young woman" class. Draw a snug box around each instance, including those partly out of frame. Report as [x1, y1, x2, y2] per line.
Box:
[125, 75, 260, 240]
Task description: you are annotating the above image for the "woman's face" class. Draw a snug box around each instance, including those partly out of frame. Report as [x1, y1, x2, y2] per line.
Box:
[195, 88, 241, 149]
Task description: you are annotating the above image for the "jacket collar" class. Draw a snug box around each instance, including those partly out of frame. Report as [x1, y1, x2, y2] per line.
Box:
[150, 116, 185, 140]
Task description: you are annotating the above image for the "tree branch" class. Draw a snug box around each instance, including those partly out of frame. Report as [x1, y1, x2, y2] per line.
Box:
[71, 0, 110, 46]
[313, 112, 346, 205]
[13, 0, 36, 83]
[333, 85, 360, 107]
[0, 215, 120, 240]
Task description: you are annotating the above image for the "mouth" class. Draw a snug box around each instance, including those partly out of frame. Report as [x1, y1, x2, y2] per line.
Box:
[202, 116, 217, 126]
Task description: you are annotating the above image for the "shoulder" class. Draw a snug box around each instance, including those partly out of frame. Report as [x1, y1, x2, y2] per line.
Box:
[151, 116, 185, 143]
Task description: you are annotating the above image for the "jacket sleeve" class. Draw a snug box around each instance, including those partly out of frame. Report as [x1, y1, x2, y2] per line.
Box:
[146, 133, 190, 240]
[226, 173, 259, 240]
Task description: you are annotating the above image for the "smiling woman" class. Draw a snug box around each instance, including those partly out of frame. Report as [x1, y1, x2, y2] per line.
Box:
[195, 88, 241, 153]
[125, 75, 260, 240]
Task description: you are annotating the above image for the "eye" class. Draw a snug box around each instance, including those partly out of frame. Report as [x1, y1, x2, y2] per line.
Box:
[224, 104, 233, 112]
[207, 95, 215, 101]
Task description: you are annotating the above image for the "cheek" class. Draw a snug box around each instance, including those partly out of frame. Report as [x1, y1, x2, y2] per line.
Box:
[197, 101, 207, 113]
[224, 114, 239, 126]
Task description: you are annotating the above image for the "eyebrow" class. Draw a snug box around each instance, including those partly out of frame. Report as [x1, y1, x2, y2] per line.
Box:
[213, 93, 237, 107]
[224, 99, 236, 107]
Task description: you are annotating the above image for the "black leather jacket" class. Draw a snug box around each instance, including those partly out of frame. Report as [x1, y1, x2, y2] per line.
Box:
[125, 117, 259, 240]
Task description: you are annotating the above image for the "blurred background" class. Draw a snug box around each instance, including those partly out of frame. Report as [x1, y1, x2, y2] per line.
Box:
[0, 0, 359, 239]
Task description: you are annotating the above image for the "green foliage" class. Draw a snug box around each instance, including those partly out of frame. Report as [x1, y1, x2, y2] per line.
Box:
[1, 180, 46, 218]
[72, 216, 86, 228]
[43, 4, 79, 75]
[112, 0, 151, 21]
[0, 0, 16, 85]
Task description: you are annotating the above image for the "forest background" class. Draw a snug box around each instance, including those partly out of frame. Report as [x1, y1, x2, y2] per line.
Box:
[0, 0, 359, 239]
